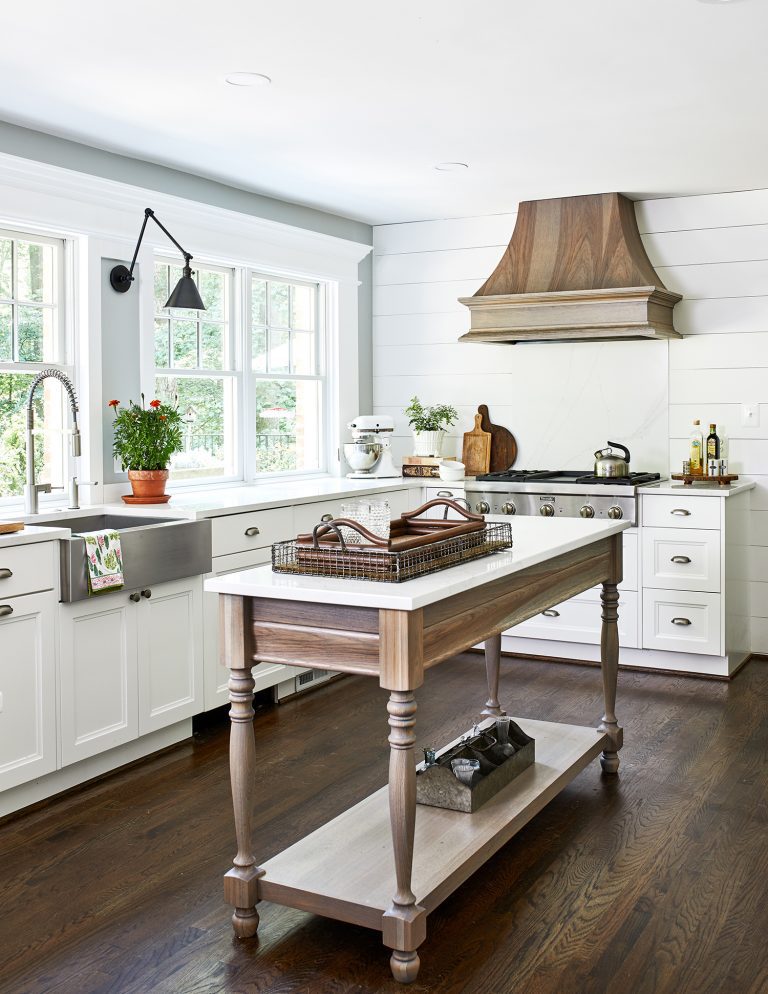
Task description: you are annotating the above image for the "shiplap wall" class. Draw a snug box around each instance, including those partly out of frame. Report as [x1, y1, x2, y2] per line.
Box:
[372, 189, 768, 653]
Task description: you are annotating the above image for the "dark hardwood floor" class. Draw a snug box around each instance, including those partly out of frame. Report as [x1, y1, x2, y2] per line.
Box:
[1, 653, 766, 994]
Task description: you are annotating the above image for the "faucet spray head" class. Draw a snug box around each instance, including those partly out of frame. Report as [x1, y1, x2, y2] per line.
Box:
[71, 427, 81, 457]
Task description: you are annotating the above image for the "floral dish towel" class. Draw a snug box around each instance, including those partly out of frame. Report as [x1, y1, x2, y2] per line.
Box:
[82, 530, 125, 594]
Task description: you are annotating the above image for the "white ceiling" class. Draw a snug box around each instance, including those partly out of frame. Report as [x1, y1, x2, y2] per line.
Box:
[1, 0, 767, 225]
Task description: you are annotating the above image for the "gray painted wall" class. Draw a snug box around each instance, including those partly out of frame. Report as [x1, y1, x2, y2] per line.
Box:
[0, 120, 374, 414]
[101, 258, 141, 484]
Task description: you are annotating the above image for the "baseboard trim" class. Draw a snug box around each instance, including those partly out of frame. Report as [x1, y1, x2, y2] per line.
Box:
[0, 721, 192, 823]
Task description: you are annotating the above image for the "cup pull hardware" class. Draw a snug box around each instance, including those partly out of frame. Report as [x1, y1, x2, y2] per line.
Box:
[542, 609, 560, 618]
[0, 568, 12, 580]
[671, 617, 692, 626]
[320, 513, 334, 522]
[244, 526, 260, 537]
[436, 490, 454, 497]
[670, 555, 691, 564]
[671, 508, 691, 516]
[0, 604, 13, 617]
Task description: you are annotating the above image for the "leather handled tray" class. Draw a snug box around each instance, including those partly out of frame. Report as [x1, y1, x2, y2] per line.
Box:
[272, 497, 513, 582]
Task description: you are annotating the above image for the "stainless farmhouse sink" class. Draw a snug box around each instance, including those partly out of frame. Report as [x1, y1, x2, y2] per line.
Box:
[35, 513, 212, 602]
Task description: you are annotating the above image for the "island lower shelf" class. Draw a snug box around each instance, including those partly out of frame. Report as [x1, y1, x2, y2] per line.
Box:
[258, 717, 608, 930]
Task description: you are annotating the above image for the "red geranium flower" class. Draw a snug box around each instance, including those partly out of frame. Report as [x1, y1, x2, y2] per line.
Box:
[149, 399, 161, 409]
[108, 399, 120, 408]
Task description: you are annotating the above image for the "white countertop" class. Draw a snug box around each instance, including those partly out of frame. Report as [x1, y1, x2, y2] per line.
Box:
[205, 515, 629, 611]
[110, 477, 417, 520]
[0, 524, 70, 548]
[641, 480, 755, 497]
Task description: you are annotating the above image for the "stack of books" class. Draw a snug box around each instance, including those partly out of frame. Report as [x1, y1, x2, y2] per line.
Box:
[401, 456, 459, 479]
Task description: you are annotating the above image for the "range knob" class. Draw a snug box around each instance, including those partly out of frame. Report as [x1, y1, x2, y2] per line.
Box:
[475, 501, 490, 514]
[539, 504, 555, 517]
[607, 505, 623, 520]
[579, 505, 595, 518]
[501, 502, 516, 515]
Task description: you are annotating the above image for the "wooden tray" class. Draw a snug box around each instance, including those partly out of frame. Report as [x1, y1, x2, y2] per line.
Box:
[274, 498, 513, 582]
[671, 473, 739, 487]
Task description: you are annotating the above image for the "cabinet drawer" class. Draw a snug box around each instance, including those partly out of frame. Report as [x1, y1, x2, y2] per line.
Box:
[642, 494, 721, 530]
[642, 590, 722, 656]
[642, 528, 721, 593]
[509, 589, 638, 649]
[0, 541, 56, 598]
[211, 507, 293, 557]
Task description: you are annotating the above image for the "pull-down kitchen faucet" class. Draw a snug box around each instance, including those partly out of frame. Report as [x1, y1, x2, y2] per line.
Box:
[24, 369, 81, 514]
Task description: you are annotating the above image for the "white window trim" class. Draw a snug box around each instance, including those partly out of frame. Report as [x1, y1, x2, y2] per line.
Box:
[0, 226, 76, 508]
[0, 152, 371, 504]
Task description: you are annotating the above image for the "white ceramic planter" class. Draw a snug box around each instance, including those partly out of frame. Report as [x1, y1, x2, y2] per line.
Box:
[413, 431, 445, 457]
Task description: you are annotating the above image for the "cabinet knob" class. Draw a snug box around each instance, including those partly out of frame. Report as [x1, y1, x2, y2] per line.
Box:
[670, 555, 691, 564]
[0, 568, 12, 580]
[542, 609, 560, 618]
[671, 508, 691, 516]
[141, 588, 152, 599]
[671, 617, 691, 626]
[129, 592, 141, 602]
[0, 604, 13, 618]
[244, 526, 260, 537]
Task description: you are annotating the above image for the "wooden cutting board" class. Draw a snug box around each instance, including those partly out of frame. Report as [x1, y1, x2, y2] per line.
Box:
[0, 522, 24, 535]
[478, 404, 517, 473]
[462, 413, 492, 476]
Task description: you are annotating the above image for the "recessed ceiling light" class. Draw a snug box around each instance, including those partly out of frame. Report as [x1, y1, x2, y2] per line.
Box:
[224, 72, 272, 87]
[435, 162, 469, 172]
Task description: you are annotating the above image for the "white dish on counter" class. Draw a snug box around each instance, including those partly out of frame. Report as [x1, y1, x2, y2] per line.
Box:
[438, 460, 465, 481]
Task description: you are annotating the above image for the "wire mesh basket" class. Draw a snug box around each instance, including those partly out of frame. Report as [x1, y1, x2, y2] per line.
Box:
[272, 498, 513, 583]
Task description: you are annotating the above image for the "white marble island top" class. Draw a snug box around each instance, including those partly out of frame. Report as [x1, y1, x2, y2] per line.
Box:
[206, 515, 629, 611]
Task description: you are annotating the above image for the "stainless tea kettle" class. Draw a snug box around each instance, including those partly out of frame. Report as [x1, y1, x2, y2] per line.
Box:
[594, 441, 630, 478]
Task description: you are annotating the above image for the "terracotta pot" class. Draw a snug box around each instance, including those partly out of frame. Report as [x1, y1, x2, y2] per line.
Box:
[127, 469, 169, 500]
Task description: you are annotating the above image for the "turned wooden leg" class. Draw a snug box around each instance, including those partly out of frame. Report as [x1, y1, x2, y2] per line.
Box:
[481, 633, 506, 718]
[383, 690, 426, 983]
[598, 581, 623, 774]
[224, 664, 264, 937]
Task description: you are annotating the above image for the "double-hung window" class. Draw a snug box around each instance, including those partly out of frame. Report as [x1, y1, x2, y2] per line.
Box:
[0, 228, 67, 498]
[153, 258, 326, 484]
[249, 274, 324, 477]
[153, 260, 238, 482]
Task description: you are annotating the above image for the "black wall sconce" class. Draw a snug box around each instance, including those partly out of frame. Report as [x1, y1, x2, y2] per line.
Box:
[109, 207, 206, 310]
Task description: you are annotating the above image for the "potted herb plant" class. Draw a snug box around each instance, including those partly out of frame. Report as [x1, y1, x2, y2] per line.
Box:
[404, 396, 459, 457]
[109, 395, 184, 502]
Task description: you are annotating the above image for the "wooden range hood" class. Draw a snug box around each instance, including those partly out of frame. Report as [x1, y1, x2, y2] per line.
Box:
[459, 192, 682, 344]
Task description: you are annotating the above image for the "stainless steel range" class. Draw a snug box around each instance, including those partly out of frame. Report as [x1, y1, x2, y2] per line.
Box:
[465, 470, 663, 526]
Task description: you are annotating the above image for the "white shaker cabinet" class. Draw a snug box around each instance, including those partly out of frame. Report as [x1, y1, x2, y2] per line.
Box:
[59, 592, 138, 766]
[59, 575, 203, 765]
[137, 577, 203, 735]
[0, 590, 57, 791]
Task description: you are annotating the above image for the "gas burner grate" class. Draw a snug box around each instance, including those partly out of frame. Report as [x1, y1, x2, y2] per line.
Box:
[573, 473, 662, 487]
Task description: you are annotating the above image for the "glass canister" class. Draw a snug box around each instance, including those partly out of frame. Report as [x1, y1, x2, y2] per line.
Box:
[339, 498, 391, 544]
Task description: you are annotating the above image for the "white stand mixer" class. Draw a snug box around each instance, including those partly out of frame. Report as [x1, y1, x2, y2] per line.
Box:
[344, 415, 400, 479]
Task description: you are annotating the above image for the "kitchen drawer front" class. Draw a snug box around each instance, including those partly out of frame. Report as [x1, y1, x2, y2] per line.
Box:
[642, 590, 722, 656]
[642, 528, 721, 593]
[423, 487, 468, 519]
[293, 490, 417, 536]
[0, 541, 56, 598]
[509, 589, 638, 649]
[642, 494, 721, 530]
[211, 507, 293, 557]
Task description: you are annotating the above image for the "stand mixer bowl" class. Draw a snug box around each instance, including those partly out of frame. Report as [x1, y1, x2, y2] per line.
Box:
[343, 440, 383, 472]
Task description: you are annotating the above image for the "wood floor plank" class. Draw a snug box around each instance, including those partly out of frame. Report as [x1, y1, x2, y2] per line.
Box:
[0, 654, 766, 994]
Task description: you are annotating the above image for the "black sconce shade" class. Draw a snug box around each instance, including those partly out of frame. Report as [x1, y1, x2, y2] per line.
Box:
[109, 208, 206, 311]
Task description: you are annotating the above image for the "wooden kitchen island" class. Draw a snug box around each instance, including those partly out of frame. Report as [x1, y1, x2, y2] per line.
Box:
[207, 515, 628, 983]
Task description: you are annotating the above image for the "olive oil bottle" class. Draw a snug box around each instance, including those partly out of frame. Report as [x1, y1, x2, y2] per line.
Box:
[689, 420, 703, 474]
[706, 424, 720, 462]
